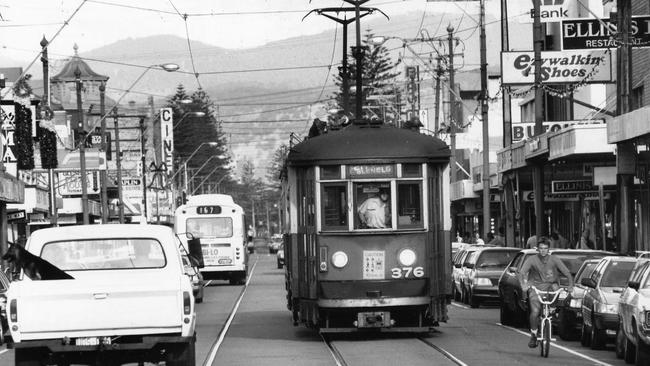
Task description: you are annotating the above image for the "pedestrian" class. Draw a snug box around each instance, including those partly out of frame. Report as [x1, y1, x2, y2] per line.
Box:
[473, 231, 485, 245]
[491, 227, 505, 246]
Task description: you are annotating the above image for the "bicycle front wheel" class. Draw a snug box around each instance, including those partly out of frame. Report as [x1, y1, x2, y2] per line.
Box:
[541, 318, 551, 357]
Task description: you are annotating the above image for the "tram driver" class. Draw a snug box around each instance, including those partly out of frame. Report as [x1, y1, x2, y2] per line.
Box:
[358, 191, 391, 229]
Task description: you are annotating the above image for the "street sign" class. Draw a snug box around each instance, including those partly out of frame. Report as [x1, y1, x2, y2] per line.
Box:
[160, 108, 174, 173]
[508, 0, 580, 24]
[57, 171, 100, 195]
[511, 119, 605, 142]
[501, 50, 613, 85]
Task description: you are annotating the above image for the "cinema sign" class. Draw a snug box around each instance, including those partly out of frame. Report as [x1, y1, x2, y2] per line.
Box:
[501, 50, 613, 85]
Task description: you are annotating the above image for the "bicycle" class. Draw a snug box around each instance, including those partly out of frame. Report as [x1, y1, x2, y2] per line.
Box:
[531, 287, 566, 357]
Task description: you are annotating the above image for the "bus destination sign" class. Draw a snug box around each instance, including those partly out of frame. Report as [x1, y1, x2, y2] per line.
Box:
[196, 205, 222, 215]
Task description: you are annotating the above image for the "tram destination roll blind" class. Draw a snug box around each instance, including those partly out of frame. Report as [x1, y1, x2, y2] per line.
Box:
[347, 164, 396, 179]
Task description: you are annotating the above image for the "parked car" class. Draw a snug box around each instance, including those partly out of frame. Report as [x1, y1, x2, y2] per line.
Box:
[277, 244, 285, 269]
[182, 254, 204, 303]
[556, 258, 601, 340]
[465, 247, 520, 308]
[581, 256, 637, 349]
[617, 259, 650, 364]
[498, 249, 612, 327]
[452, 246, 481, 303]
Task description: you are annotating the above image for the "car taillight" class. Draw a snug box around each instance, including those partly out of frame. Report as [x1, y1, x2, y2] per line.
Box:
[183, 292, 191, 315]
[9, 299, 16, 322]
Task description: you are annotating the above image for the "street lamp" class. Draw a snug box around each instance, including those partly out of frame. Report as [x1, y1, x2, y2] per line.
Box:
[174, 111, 206, 129]
[168, 142, 218, 202]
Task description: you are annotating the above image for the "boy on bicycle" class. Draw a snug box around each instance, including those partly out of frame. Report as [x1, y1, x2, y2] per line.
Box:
[519, 237, 574, 348]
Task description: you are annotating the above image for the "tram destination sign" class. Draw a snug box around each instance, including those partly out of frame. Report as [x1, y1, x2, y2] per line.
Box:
[562, 16, 650, 50]
[347, 164, 396, 178]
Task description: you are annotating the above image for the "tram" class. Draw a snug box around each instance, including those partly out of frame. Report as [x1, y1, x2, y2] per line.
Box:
[174, 194, 248, 285]
[281, 121, 452, 333]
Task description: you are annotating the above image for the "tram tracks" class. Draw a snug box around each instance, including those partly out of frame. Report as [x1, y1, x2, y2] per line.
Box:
[321, 334, 467, 366]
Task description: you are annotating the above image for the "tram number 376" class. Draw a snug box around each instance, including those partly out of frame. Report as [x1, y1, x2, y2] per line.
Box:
[390, 267, 424, 279]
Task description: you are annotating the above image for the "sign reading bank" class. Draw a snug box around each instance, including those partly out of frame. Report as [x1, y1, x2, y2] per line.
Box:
[509, 0, 580, 24]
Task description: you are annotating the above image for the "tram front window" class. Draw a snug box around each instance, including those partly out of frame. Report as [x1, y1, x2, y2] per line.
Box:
[397, 182, 422, 228]
[322, 184, 348, 230]
[355, 182, 391, 229]
[186, 217, 233, 238]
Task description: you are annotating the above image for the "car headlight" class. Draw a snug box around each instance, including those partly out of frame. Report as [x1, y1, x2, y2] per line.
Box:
[474, 277, 491, 286]
[594, 302, 618, 314]
[331, 251, 348, 268]
[569, 298, 582, 309]
[398, 248, 417, 266]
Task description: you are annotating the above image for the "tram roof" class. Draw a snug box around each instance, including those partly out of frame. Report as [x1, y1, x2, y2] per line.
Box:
[287, 124, 450, 165]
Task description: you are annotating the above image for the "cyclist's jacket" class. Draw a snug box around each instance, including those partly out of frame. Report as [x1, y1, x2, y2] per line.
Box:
[519, 254, 574, 291]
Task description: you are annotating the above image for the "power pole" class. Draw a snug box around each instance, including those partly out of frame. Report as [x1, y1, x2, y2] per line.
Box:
[480, 0, 491, 238]
[433, 56, 442, 137]
[75, 67, 89, 225]
[140, 117, 148, 222]
[615, 3, 635, 254]
[113, 108, 125, 224]
[500, 0, 515, 247]
[448, 24, 457, 182]
[40, 37, 58, 227]
[532, 0, 545, 239]
[99, 81, 108, 223]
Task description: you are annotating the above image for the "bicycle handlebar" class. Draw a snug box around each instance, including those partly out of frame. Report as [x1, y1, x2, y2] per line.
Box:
[531, 287, 566, 305]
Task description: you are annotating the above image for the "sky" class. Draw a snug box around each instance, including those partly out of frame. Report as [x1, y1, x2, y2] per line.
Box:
[0, 0, 501, 65]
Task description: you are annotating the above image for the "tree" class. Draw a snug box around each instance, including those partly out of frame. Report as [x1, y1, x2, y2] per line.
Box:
[168, 85, 232, 195]
[332, 29, 402, 124]
[266, 144, 289, 190]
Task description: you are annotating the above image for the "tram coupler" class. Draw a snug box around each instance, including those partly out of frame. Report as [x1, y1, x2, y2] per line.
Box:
[355, 311, 392, 328]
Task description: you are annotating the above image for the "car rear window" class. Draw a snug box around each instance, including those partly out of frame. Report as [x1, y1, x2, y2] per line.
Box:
[476, 250, 518, 269]
[601, 261, 636, 287]
[41, 238, 166, 270]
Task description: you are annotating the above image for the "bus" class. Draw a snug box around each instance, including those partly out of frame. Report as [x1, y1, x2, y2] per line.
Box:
[174, 194, 248, 285]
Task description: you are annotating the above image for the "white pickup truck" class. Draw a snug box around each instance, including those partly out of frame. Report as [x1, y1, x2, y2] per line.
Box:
[6, 224, 198, 366]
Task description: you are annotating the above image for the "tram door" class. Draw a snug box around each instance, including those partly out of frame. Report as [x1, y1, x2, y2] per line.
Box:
[297, 168, 317, 299]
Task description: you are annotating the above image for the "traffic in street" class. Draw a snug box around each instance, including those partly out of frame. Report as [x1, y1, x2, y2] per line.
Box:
[0, 250, 628, 366]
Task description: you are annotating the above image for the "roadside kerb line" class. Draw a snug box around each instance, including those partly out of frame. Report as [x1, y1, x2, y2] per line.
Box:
[450, 301, 470, 309]
[496, 322, 614, 366]
[203, 256, 259, 366]
[203, 280, 213, 287]
[0, 349, 7, 356]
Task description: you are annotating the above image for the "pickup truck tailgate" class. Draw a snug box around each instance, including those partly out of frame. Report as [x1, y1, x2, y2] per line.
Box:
[14, 271, 182, 339]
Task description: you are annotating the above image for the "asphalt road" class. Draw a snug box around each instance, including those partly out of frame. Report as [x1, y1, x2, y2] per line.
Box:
[0, 252, 632, 365]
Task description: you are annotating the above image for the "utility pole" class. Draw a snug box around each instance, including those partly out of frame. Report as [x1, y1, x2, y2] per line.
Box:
[140, 117, 148, 222]
[480, 0, 491, 238]
[532, 0, 545, 239]
[614, 3, 635, 254]
[501, 0, 515, 247]
[113, 108, 125, 224]
[99, 81, 108, 223]
[448, 24, 457, 182]
[433, 56, 443, 137]
[41, 36, 58, 227]
[75, 67, 89, 225]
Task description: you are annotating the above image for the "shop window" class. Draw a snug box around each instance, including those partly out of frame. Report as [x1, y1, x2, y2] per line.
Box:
[320, 166, 340, 180]
[632, 85, 644, 111]
[354, 182, 391, 229]
[321, 184, 348, 230]
[397, 182, 423, 228]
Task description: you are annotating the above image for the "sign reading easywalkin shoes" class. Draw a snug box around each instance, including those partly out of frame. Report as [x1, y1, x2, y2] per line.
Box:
[501, 49, 613, 85]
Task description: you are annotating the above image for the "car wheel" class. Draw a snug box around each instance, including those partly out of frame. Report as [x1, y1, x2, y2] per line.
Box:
[616, 328, 626, 359]
[581, 321, 591, 347]
[167, 335, 196, 366]
[590, 318, 606, 350]
[557, 309, 573, 341]
[195, 285, 204, 304]
[469, 292, 480, 308]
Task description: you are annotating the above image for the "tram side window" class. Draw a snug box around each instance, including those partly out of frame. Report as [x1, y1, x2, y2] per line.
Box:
[321, 184, 348, 230]
[397, 182, 423, 228]
[355, 182, 391, 229]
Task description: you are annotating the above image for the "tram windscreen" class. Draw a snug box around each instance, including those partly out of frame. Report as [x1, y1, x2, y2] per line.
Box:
[186, 217, 233, 238]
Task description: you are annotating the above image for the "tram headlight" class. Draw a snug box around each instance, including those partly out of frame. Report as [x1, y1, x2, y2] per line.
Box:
[398, 248, 417, 266]
[331, 251, 349, 268]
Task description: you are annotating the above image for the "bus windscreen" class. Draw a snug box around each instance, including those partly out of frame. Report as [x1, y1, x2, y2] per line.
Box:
[186, 217, 233, 238]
